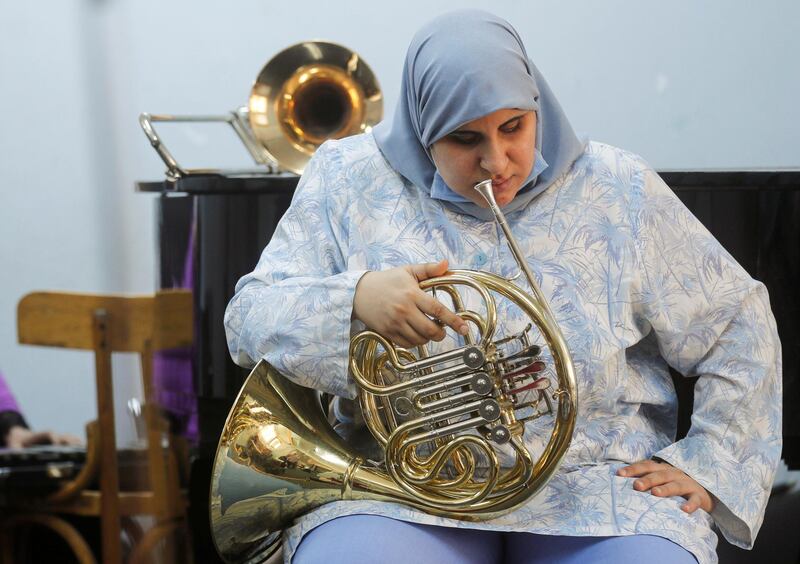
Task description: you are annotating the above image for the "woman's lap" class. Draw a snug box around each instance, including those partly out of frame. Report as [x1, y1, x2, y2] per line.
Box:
[505, 532, 697, 564]
[292, 514, 697, 564]
[292, 514, 502, 564]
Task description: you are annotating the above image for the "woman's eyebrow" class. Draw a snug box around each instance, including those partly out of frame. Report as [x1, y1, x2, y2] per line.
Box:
[452, 113, 527, 134]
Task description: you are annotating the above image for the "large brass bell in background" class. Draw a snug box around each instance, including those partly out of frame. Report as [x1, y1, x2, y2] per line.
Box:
[140, 41, 382, 178]
[249, 41, 383, 174]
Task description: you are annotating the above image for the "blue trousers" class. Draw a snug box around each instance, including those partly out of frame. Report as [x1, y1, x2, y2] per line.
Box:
[292, 515, 698, 563]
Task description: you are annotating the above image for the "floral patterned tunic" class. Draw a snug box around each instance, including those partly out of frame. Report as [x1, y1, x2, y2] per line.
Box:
[225, 133, 782, 564]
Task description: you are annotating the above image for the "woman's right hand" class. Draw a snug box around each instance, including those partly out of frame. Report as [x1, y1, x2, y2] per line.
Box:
[352, 259, 469, 348]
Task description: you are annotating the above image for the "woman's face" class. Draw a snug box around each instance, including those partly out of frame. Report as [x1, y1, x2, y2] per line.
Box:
[430, 109, 536, 208]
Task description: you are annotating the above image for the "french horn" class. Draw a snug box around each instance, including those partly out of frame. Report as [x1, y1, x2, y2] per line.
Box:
[139, 41, 382, 179]
[210, 180, 578, 563]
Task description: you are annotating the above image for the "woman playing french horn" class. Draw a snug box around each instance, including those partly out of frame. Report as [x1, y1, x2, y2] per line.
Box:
[224, 10, 781, 564]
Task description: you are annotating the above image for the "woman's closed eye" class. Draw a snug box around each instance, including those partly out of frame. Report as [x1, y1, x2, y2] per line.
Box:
[500, 118, 522, 134]
[447, 132, 481, 145]
[446, 117, 524, 145]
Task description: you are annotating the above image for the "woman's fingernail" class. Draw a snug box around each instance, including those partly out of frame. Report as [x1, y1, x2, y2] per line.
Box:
[459, 325, 468, 335]
[652, 487, 661, 495]
[618, 469, 627, 476]
[634, 480, 643, 489]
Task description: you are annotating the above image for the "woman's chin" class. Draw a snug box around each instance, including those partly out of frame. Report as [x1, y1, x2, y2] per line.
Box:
[491, 180, 520, 207]
[495, 190, 518, 207]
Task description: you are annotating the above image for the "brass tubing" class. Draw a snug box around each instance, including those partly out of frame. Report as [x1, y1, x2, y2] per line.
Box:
[415, 389, 482, 413]
[413, 373, 476, 408]
[407, 415, 487, 444]
[351, 332, 483, 395]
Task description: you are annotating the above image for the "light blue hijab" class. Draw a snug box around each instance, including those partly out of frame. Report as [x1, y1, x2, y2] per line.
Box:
[373, 10, 586, 221]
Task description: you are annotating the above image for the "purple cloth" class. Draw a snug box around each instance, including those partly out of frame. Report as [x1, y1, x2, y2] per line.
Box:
[0, 370, 21, 413]
[0, 370, 27, 447]
[152, 215, 198, 443]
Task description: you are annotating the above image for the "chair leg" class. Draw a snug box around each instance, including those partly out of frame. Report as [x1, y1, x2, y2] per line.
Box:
[2, 514, 97, 564]
[92, 310, 123, 564]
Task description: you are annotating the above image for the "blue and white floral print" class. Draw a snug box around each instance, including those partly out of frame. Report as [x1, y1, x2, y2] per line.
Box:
[225, 134, 781, 564]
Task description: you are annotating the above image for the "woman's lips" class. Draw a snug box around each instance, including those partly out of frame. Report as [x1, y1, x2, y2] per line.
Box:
[492, 176, 512, 190]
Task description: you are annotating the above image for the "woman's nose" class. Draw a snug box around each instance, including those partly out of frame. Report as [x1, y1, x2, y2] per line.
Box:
[479, 141, 509, 176]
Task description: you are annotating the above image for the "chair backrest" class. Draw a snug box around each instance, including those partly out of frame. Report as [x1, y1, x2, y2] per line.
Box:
[16, 289, 193, 564]
[18, 290, 192, 352]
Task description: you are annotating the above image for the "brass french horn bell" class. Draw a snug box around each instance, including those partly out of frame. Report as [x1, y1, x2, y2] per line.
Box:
[248, 41, 383, 174]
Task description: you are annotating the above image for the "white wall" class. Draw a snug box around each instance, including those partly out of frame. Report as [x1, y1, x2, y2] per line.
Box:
[1, 0, 798, 440]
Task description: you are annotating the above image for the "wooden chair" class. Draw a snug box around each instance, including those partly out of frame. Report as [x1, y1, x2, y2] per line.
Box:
[2, 290, 193, 564]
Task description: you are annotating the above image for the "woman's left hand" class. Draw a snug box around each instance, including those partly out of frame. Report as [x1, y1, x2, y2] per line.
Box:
[617, 460, 716, 514]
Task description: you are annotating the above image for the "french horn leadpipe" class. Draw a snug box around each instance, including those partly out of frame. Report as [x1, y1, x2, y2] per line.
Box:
[474, 179, 557, 319]
[210, 181, 577, 563]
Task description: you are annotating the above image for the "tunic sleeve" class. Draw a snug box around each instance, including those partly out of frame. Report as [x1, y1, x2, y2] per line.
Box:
[630, 164, 782, 549]
[224, 142, 367, 399]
